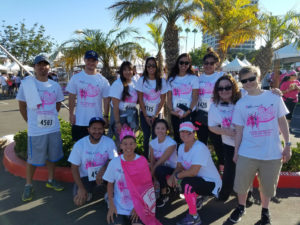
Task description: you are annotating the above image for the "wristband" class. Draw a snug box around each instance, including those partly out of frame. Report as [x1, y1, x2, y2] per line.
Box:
[285, 142, 292, 147]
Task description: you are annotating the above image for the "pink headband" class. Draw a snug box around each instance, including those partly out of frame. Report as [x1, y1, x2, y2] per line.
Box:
[179, 122, 198, 132]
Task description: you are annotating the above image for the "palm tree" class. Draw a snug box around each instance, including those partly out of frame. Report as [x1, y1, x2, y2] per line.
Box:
[254, 11, 300, 82]
[192, 0, 260, 62]
[192, 28, 198, 50]
[146, 22, 164, 76]
[185, 28, 191, 53]
[109, 0, 202, 75]
[61, 28, 138, 83]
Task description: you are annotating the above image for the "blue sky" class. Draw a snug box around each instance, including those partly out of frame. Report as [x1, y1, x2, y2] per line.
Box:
[1, 0, 300, 55]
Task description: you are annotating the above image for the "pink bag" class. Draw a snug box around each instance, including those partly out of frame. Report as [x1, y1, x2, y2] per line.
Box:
[121, 156, 162, 225]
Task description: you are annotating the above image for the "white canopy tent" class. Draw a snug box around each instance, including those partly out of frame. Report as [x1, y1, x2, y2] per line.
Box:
[222, 57, 247, 72]
[273, 43, 300, 64]
[242, 58, 251, 66]
[0, 64, 8, 71]
[8, 62, 20, 72]
[221, 59, 230, 67]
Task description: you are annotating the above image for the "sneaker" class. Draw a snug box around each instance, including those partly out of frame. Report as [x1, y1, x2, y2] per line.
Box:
[246, 191, 254, 207]
[229, 206, 245, 223]
[196, 196, 208, 210]
[260, 212, 271, 225]
[22, 185, 34, 202]
[87, 193, 93, 202]
[176, 213, 201, 225]
[46, 180, 64, 191]
[156, 194, 169, 208]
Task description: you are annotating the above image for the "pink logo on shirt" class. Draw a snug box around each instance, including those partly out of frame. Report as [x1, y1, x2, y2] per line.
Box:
[79, 84, 100, 99]
[125, 90, 138, 103]
[117, 177, 131, 204]
[85, 152, 109, 169]
[182, 160, 192, 170]
[144, 89, 160, 101]
[222, 117, 232, 128]
[246, 106, 275, 128]
[40, 91, 56, 108]
[173, 84, 192, 96]
[199, 82, 214, 96]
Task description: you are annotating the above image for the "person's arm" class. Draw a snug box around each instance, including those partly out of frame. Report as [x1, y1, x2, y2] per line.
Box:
[182, 88, 199, 118]
[154, 93, 166, 118]
[56, 102, 62, 112]
[112, 97, 122, 133]
[167, 162, 185, 188]
[153, 145, 176, 171]
[233, 125, 243, 163]
[149, 146, 156, 173]
[138, 91, 147, 117]
[68, 93, 76, 125]
[167, 91, 180, 117]
[18, 101, 27, 122]
[71, 164, 87, 206]
[175, 165, 201, 179]
[107, 182, 117, 224]
[209, 126, 235, 137]
[278, 116, 292, 163]
[103, 97, 110, 126]
[96, 159, 110, 185]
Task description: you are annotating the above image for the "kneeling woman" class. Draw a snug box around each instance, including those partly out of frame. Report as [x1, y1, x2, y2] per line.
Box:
[103, 128, 161, 225]
[149, 119, 177, 208]
[167, 122, 222, 225]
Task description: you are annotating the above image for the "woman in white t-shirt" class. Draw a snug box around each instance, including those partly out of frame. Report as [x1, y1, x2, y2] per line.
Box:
[109, 61, 138, 149]
[194, 48, 224, 172]
[227, 66, 291, 224]
[149, 119, 177, 208]
[136, 57, 168, 159]
[167, 122, 222, 225]
[167, 53, 199, 145]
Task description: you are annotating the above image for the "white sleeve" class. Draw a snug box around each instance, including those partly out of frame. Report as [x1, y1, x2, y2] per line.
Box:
[102, 78, 111, 98]
[56, 83, 65, 102]
[108, 139, 118, 159]
[103, 160, 116, 183]
[135, 77, 144, 92]
[277, 96, 289, 118]
[177, 145, 184, 163]
[208, 104, 221, 127]
[191, 76, 200, 89]
[67, 142, 82, 166]
[66, 77, 76, 94]
[109, 80, 123, 100]
[232, 103, 244, 126]
[16, 82, 26, 101]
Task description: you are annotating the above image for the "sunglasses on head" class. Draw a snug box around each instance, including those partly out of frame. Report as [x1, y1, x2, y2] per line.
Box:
[240, 76, 256, 84]
[179, 61, 189, 65]
[146, 64, 156, 68]
[217, 85, 232, 91]
[204, 61, 215, 66]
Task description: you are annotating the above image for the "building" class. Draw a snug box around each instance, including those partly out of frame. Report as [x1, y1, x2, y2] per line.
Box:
[202, 0, 258, 52]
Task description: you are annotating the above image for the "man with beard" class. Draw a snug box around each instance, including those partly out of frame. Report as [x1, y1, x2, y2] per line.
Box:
[68, 117, 118, 206]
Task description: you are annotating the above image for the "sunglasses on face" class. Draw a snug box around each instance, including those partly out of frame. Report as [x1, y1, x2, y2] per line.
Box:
[240, 76, 256, 84]
[217, 85, 232, 91]
[179, 61, 189, 66]
[204, 61, 215, 66]
[146, 64, 156, 68]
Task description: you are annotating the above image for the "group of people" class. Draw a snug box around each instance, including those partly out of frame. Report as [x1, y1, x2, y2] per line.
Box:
[16, 48, 292, 225]
[0, 72, 21, 97]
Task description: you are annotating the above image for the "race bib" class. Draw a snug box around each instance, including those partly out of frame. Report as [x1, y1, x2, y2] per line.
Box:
[88, 166, 102, 181]
[37, 114, 55, 128]
[173, 98, 190, 109]
[145, 102, 156, 116]
[123, 102, 136, 111]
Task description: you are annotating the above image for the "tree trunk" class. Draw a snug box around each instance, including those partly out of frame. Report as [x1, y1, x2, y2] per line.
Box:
[156, 51, 164, 78]
[254, 43, 273, 81]
[163, 22, 179, 76]
[102, 63, 115, 84]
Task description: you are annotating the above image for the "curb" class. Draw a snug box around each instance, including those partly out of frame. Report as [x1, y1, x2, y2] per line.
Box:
[3, 142, 74, 183]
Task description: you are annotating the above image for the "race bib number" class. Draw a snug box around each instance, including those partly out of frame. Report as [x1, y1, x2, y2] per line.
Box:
[88, 166, 102, 181]
[123, 102, 136, 111]
[197, 101, 207, 109]
[173, 98, 190, 109]
[145, 102, 156, 116]
[37, 114, 55, 128]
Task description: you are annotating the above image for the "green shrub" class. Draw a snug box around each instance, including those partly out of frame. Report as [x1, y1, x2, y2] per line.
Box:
[281, 143, 300, 172]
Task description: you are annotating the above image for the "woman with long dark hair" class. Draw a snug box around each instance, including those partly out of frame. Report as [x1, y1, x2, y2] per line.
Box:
[109, 61, 138, 149]
[167, 53, 199, 145]
[135, 57, 168, 159]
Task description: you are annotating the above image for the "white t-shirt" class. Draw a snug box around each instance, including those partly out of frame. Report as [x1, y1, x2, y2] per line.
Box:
[66, 71, 110, 126]
[167, 74, 199, 110]
[178, 140, 222, 196]
[232, 91, 289, 160]
[109, 78, 138, 114]
[103, 154, 141, 216]
[68, 135, 118, 178]
[16, 78, 64, 136]
[135, 77, 168, 116]
[208, 103, 235, 146]
[149, 136, 177, 168]
[0, 76, 7, 86]
[197, 72, 224, 112]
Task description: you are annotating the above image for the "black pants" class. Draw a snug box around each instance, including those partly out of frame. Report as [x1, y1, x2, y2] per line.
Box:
[140, 111, 159, 159]
[171, 114, 192, 146]
[154, 165, 174, 189]
[284, 99, 296, 120]
[72, 125, 89, 142]
[218, 144, 235, 200]
[196, 125, 224, 165]
[181, 177, 215, 196]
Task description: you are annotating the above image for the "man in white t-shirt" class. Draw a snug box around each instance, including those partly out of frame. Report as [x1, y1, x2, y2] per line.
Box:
[1, 72, 8, 97]
[17, 55, 65, 202]
[66, 50, 110, 141]
[68, 117, 118, 206]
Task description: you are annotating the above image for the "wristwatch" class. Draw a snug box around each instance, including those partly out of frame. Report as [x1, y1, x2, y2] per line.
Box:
[285, 142, 292, 147]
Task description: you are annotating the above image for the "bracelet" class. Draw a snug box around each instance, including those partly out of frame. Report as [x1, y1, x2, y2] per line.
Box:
[174, 172, 180, 180]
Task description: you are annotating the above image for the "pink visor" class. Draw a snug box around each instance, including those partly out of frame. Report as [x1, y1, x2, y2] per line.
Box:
[179, 122, 198, 132]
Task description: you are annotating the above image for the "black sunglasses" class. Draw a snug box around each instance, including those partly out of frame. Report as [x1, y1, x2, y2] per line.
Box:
[240, 76, 256, 84]
[204, 61, 215, 66]
[146, 64, 156, 68]
[179, 61, 189, 65]
[217, 85, 232, 91]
